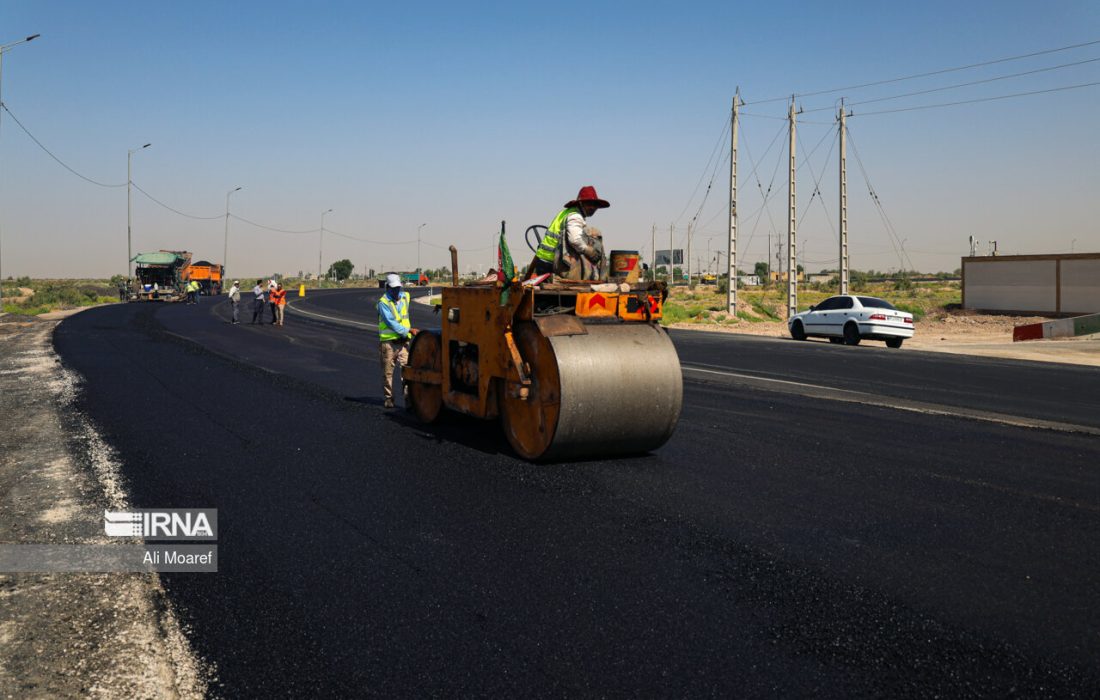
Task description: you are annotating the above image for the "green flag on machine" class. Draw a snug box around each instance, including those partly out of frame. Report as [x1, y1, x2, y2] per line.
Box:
[498, 221, 514, 305]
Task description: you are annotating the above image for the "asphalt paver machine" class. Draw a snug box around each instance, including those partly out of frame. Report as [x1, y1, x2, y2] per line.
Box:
[403, 265, 682, 461]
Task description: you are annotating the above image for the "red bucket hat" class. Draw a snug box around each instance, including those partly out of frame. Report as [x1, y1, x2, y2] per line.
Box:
[565, 185, 610, 209]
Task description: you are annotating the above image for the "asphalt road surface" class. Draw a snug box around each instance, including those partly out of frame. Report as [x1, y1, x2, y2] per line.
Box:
[52, 289, 1100, 696]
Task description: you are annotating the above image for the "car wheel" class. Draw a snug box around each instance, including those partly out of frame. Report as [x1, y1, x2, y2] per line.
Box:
[791, 320, 807, 341]
[843, 322, 861, 346]
[885, 337, 904, 349]
[828, 337, 843, 344]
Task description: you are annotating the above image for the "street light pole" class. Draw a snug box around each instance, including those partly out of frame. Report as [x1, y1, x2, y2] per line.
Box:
[223, 186, 241, 280]
[0, 33, 40, 311]
[417, 222, 426, 282]
[318, 208, 332, 283]
[127, 143, 151, 282]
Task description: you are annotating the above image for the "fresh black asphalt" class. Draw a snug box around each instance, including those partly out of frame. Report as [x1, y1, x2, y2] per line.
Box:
[52, 290, 1100, 696]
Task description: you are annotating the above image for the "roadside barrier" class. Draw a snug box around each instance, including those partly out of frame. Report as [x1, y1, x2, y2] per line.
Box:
[1013, 312, 1100, 342]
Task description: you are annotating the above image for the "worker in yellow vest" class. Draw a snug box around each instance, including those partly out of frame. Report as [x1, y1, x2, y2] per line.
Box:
[530, 185, 609, 281]
[186, 279, 202, 305]
[377, 274, 418, 409]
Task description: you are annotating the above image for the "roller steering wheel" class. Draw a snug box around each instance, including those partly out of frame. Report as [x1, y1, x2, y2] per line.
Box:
[525, 225, 548, 253]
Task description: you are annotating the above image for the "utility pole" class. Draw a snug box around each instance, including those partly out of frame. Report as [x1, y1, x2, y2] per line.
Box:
[224, 186, 241, 281]
[727, 92, 740, 312]
[318, 208, 332, 284]
[127, 143, 151, 282]
[776, 239, 782, 282]
[838, 99, 850, 295]
[787, 96, 798, 319]
[417, 223, 427, 280]
[686, 220, 693, 289]
[650, 224, 656, 281]
[0, 33, 41, 311]
[668, 223, 674, 283]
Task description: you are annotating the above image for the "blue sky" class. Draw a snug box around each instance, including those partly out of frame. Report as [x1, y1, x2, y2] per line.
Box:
[1, 1, 1098, 278]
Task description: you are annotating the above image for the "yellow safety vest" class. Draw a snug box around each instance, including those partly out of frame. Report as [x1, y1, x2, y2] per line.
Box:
[378, 292, 410, 341]
[536, 207, 579, 263]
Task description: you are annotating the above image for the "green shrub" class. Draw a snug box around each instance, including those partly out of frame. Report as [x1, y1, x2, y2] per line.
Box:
[893, 302, 925, 321]
[749, 299, 780, 321]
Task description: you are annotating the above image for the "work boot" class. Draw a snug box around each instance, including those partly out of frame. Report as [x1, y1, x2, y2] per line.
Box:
[383, 399, 395, 409]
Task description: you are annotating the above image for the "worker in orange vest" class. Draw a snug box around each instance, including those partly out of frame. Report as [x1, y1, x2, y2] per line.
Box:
[270, 284, 288, 326]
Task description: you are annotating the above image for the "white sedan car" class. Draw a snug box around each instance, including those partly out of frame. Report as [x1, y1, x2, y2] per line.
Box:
[788, 295, 914, 348]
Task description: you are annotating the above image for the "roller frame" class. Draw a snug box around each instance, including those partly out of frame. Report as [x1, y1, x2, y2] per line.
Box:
[403, 283, 682, 461]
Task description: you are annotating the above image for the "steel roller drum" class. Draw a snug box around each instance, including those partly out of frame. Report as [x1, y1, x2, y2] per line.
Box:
[501, 321, 682, 461]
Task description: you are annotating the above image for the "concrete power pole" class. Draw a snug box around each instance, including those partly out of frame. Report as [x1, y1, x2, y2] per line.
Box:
[838, 100, 850, 295]
[686, 220, 693, 289]
[651, 224, 656, 282]
[669, 223, 674, 283]
[727, 91, 740, 313]
[787, 96, 798, 319]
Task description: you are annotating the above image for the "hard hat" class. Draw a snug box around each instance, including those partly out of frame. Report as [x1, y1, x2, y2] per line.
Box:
[385, 273, 402, 288]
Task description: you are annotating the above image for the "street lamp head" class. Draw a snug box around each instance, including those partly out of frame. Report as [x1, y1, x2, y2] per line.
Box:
[232, 186, 241, 193]
[26, 34, 41, 42]
[142, 143, 151, 149]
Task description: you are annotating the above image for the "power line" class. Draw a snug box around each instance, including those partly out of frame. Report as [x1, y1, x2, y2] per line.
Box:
[794, 125, 838, 240]
[845, 127, 914, 271]
[854, 80, 1100, 116]
[230, 214, 318, 235]
[804, 55, 1100, 113]
[131, 182, 222, 220]
[0, 102, 126, 188]
[673, 114, 730, 225]
[327, 228, 410, 244]
[686, 132, 731, 229]
[746, 37, 1100, 105]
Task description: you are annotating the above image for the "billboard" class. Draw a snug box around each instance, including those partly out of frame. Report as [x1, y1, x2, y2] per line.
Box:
[654, 249, 683, 265]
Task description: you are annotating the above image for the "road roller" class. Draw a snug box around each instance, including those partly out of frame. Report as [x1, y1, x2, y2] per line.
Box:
[401, 276, 682, 461]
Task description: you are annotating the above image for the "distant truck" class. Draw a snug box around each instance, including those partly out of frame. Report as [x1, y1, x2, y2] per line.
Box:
[130, 251, 192, 302]
[182, 260, 224, 295]
[377, 272, 429, 288]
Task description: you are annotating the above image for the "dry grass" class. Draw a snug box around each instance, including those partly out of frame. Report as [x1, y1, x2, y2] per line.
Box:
[661, 280, 962, 328]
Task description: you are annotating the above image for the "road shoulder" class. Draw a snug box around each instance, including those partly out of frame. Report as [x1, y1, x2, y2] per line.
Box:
[0, 315, 208, 697]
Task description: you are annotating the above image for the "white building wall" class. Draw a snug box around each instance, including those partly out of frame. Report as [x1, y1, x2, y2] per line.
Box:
[964, 260, 1057, 312]
[1060, 259, 1100, 314]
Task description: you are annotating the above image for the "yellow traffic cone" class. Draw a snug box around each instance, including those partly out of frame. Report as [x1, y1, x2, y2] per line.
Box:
[298, 284, 306, 297]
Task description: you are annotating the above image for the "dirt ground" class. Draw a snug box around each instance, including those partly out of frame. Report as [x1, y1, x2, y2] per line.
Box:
[670, 309, 1100, 368]
[0, 314, 209, 697]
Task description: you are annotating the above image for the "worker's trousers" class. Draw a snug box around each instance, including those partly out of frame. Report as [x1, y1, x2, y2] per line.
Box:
[379, 339, 410, 404]
[252, 298, 265, 323]
[230, 299, 239, 323]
